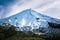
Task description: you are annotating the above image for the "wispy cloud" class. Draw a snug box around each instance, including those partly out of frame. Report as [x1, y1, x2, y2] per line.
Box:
[34, 0, 60, 19]
[0, 0, 60, 19]
[0, 5, 4, 19]
[0, 0, 19, 18]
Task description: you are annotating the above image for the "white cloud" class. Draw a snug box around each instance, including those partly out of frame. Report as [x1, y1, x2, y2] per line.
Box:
[0, 0, 60, 19]
[34, 0, 60, 19]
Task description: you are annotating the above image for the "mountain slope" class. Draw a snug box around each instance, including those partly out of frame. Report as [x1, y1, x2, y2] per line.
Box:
[0, 9, 60, 24]
[0, 9, 60, 34]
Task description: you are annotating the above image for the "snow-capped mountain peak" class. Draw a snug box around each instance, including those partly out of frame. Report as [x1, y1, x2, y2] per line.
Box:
[0, 9, 60, 33]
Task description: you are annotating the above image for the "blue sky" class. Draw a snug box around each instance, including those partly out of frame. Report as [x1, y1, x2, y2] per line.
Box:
[0, 0, 60, 19]
[0, 0, 16, 5]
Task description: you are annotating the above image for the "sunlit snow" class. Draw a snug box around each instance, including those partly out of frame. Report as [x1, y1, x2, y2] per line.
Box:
[20, 18, 26, 27]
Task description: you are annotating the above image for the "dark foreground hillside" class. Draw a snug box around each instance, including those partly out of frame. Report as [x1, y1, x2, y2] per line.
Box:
[0, 23, 60, 40]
